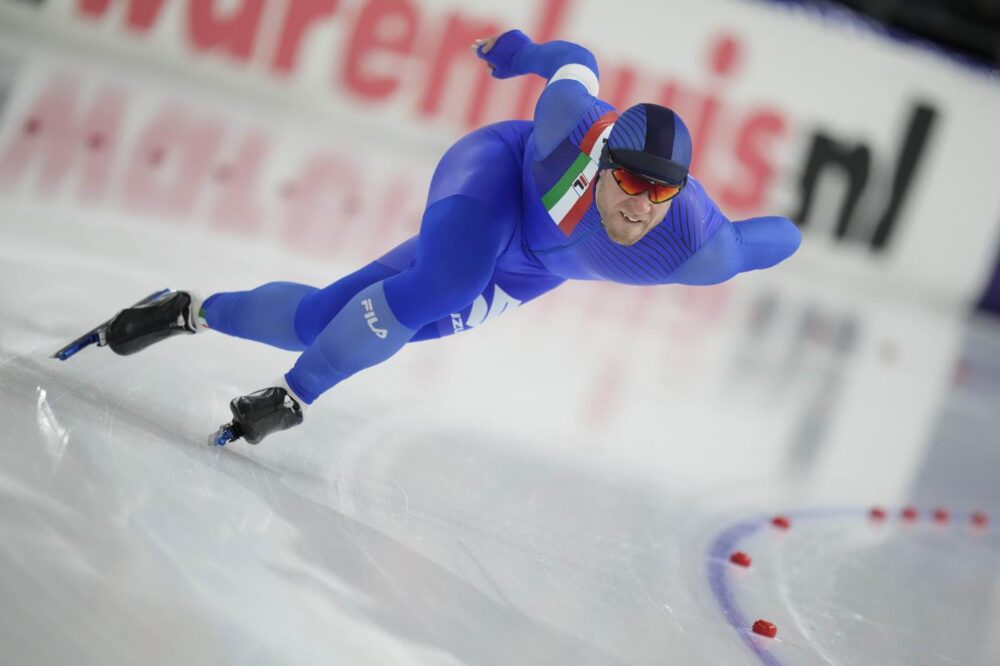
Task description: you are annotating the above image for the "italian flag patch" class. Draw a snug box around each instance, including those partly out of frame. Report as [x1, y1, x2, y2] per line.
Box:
[541, 111, 617, 235]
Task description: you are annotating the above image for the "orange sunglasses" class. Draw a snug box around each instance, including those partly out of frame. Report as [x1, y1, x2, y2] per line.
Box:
[610, 168, 685, 204]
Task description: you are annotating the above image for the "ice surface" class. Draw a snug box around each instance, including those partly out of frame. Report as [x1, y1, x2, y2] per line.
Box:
[1, 5, 998, 661]
[1, 211, 999, 666]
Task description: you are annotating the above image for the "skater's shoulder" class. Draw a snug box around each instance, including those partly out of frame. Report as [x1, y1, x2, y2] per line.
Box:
[532, 81, 614, 156]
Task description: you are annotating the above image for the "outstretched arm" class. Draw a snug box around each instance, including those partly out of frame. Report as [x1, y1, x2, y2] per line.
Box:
[666, 216, 802, 286]
[474, 30, 601, 158]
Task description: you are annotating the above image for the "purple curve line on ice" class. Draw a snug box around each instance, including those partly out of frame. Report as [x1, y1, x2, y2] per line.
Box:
[707, 508, 862, 666]
[708, 518, 782, 666]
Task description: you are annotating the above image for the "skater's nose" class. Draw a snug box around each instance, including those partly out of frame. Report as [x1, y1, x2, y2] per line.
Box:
[624, 194, 651, 217]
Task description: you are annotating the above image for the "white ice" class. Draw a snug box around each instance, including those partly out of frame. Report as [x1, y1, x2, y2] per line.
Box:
[1, 206, 999, 666]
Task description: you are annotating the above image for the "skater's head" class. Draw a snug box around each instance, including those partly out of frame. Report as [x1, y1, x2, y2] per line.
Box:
[595, 103, 691, 246]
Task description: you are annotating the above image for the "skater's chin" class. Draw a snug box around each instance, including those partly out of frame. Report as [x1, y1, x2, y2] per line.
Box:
[602, 212, 655, 246]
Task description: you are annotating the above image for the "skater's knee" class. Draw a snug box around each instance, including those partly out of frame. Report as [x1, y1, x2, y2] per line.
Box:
[293, 286, 330, 345]
[293, 262, 400, 345]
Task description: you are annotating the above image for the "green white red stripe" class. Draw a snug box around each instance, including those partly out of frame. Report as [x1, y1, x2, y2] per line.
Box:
[541, 111, 617, 235]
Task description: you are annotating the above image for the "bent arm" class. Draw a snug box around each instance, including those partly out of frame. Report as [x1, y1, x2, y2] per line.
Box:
[477, 30, 598, 82]
[666, 216, 802, 286]
[477, 30, 601, 158]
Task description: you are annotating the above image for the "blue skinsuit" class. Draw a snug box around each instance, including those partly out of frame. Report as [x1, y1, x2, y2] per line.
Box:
[201, 32, 801, 405]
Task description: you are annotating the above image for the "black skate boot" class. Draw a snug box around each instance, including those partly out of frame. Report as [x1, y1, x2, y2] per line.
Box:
[53, 289, 202, 360]
[104, 290, 201, 355]
[211, 387, 305, 446]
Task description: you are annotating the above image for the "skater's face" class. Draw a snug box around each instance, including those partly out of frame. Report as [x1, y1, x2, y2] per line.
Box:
[595, 169, 673, 246]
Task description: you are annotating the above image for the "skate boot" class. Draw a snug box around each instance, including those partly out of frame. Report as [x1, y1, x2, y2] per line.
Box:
[53, 289, 204, 360]
[211, 387, 305, 446]
[104, 290, 202, 355]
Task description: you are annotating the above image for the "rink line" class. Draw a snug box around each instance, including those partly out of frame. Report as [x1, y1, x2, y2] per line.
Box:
[706, 508, 865, 666]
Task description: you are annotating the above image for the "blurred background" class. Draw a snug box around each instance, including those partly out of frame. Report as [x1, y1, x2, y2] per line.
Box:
[0, 1, 998, 664]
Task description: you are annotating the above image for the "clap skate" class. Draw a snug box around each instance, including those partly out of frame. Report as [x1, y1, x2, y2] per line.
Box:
[53, 290, 202, 360]
[211, 387, 305, 446]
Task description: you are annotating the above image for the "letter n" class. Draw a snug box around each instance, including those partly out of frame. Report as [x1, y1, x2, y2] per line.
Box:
[792, 134, 870, 241]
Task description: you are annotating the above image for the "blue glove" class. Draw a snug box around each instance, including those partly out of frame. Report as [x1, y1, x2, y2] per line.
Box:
[477, 30, 533, 79]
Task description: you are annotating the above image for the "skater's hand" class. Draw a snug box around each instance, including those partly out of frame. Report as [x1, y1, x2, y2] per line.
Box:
[471, 30, 532, 79]
[471, 36, 499, 73]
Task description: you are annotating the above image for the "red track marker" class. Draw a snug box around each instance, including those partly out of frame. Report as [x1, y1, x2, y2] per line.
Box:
[869, 507, 887, 521]
[932, 508, 950, 524]
[771, 516, 790, 530]
[729, 551, 752, 568]
[901, 506, 919, 522]
[752, 619, 777, 638]
[971, 511, 989, 529]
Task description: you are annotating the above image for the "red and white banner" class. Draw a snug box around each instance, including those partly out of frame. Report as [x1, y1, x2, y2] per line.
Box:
[0, 0, 998, 304]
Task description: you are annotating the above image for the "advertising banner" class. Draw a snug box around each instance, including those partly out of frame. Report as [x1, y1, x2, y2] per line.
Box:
[1, 0, 998, 304]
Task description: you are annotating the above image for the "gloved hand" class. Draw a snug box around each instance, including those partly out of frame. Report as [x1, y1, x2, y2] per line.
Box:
[471, 29, 533, 79]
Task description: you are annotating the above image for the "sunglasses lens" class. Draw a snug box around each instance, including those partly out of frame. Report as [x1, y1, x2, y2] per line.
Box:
[612, 169, 650, 196]
[612, 168, 683, 203]
[650, 183, 682, 204]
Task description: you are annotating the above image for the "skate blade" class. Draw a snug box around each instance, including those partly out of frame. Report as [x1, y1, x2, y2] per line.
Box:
[52, 288, 172, 361]
[51, 332, 102, 361]
[209, 423, 241, 447]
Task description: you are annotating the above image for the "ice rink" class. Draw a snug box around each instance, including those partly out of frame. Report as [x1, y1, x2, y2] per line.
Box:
[1, 1, 999, 662]
[2, 209, 999, 666]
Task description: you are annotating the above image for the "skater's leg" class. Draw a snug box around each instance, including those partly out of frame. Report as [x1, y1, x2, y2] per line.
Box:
[200, 282, 315, 352]
[286, 194, 511, 403]
[214, 122, 534, 442]
[294, 237, 420, 344]
[201, 261, 399, 351]
[205, 121, 526, 357]
[282, 124, 528, 405]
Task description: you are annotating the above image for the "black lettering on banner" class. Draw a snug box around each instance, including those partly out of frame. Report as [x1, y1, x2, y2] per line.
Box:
[793, 135, 871, 243]
[871, 103, 937, 250]
[792, 101, 939, 252]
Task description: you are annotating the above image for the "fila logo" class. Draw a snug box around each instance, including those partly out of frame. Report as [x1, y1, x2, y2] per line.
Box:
[464, 285, 522, 329]
[361, 298, 388, 339]
[572, 173, 589, 195]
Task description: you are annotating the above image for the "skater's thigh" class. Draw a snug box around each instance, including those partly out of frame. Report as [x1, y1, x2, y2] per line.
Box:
[426, 121, 527, 208]
[386, 196, 505, 327]
[422, 121, 527, 255]
[384, 122, 529, 327]
[405, 124, 525, 284]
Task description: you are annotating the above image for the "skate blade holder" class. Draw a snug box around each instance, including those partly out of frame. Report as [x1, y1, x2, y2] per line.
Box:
[210, 422, 242, 446]
[52, 289, 172, 361]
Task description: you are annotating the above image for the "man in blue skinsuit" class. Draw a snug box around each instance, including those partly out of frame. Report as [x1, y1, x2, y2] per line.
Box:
[61, 30, 801, 445]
